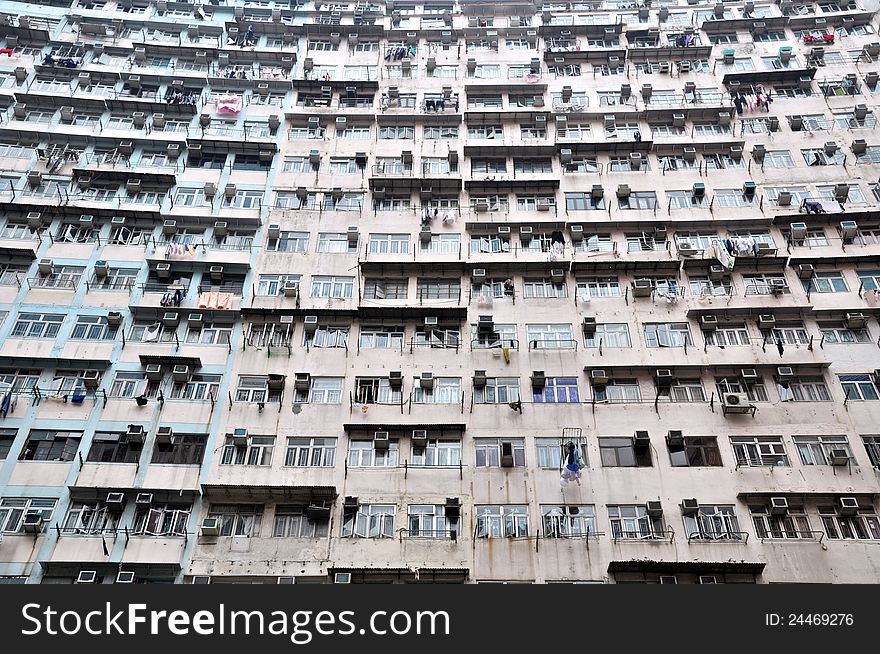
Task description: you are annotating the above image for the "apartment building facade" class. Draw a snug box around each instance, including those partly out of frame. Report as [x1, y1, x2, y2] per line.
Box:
[1, 0, 880, 584]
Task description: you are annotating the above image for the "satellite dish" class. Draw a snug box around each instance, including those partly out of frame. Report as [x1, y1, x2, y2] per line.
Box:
[292, 403, 302, 414]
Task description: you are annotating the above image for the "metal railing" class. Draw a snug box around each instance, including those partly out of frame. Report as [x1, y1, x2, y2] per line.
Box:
[611, 529, 676, 544]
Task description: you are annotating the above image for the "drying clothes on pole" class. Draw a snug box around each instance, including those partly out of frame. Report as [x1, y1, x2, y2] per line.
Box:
[560, 441, 585, 487]
[715, 243, 735, 270]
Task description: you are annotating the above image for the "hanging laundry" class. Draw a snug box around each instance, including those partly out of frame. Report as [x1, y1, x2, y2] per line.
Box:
[560, 442, 584, 487]
[0, 389, 11, 418]
[71, 389, 86, 404]
[777, 340, 785, 357]
[716, 244, 735, 270]
[143, 323, 161, 342]
[502, 346, 511, 364]
[778, 383, 794, 402]
[578, 284, 591, 303]
[188, 245, 197, 257]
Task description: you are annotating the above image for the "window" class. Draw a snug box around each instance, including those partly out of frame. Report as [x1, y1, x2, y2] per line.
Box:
[751, 504, 814, 540]
[207, 504, 263, 537]
[62, 501, 120, 534]
[716, 376, 768, 403]
[475, 438, 525, 467]
[170, 374, 220, 402]
[342, 504, 395, 538]
[593, 379, 641, 404]
[668, 437, 722, 467]
[413, 377, 460, 404]
[273, 505, 329, 538]
[132, 504, 190, 537]
[818, 321, 870, 345]
[337, 126, 371, 140]
[533, 377, 580, 404]
[407, 505, 452, 539]
[93, 267, 138, 292]
[86, 432, 140, 463]
[802, 148, 845, 166]
[151, 434, 207, 465]
[684, 505, 743, 541]
[266, 231, 308, 253]
[527, 324, 573, 349]
[474, 377, 520, 404]
[839, 374, 880, 401]
[368, 233, 409, 255]
[19, 431, 81, 461]
[70, 315, 117, 341]
[109, 371, 156, 399]
[779, 376, 831, 403]
[185, 323, 232, 346]
[862, 435, 880, 467]
[11, 313, 64, 339]
[347, 439, 399, 468]
[421, 233, 460, 254]
[608, 505, 665, 539]
[793, 435, 852, 466]
[220, 435, 274, 466]
[317, 232, 356, 253]
[226, 190, 263, 209]
[358, 326, 405, 350]
[329, 158, 359, 174]
[295, 378, 343, 404]
[535, 439, 587, 469]
[661, 379, 706, 403]
[475, 505, 529, 538]
[0, 499, 56, 533]
[0, 429, 14, 460]
[619, 191, 657, 210]
[644, 323, 692, 348]
[285, 438, 336, 467]
[857, 270, 880, 290]
[804, 271, 847, 294]
[282, 156, 311, 173]
[599, 437, 652, 467]
[411, 439, 461, 467]
[730, 436, 789, 467]
[584, 323, 631, 349]
[819, 505, 880, 540]
[523, 278, 567, 299]
[354, 377, 401, 405]
[310, 276, 354, 298]
[424, 125, 458, 140]
[714, 189, 757, 208]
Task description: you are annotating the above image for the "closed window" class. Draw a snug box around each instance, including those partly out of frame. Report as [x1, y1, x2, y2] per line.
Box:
[221, 435, 275, 466]
[273, 505, 329, 538]
[475, 505, 529, 538]
[285, 438, 336, 467]
[151, 434, 207, 465]
[608, 505, 665, 539]
[207, 504, 263, 537]
[599, 437, 652, 467]
[19, 431, 81, 461]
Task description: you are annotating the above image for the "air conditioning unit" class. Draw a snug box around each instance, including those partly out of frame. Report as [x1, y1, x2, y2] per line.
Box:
[424, 317, 439, 326]
[412, 430, 428, 444]
[550, 268, 565, 281]
[723, 392, 750, 407]
[187, 313, 203, 330]
[472, 268, 487, 282]
[145, 364, 163, 381]
[789, 222, 808, 240]
[373, 431, 390, 449]
[852, 139, 867, 155]
[283, 282, 299, 297]
[420, 227, 432, 243]
[105, 492, 125, 512]
[680, 498, 700, 516]
[420, 372, 434, 389]
[27, 212, 43, 229]
[677, 242, 698, 257]
[839, 221, 858, 239]
[472, 370, 487, 387]
[82, 369, 100, 389]
[500, 441, 515, 467]
[838, 497, 859, 516]
[633, 431, 650, 452]
[646, 501, 663, 518]
[757, 314, 776, 329]
[777, 367, 794, 379]
[845, 313, 867, 329]
[830, 449, 850, 466]
[22, 512, 44, 533]
[478, 315, 494, 333]
[388, 371, 403, 389]
[135, 493, 153, 505]
[163, 220, 177, 235]
[334, 573, 352, 584]
[530, 370, 546, 388]
[209, 265, 223, 281]
[632, 279, 653, 297]
[267, 374, 285, 390]
[665, 431, 684, 449]
[76, 571, 97, 584]
[656, 369, 674, 388]
[200, 517, 220, 536]
[590, 369, 608, 385]
[740, 369, 759, 381]
[156, 426, 173, 444]
[700, 315, 718, 331]
[231, 428, 248, 447]
[709, 265, 726, 281]
[582, 317, 597, 334]
[38, 259, 54, 275]
[303, 316, 319, 332]
[94, 260, 108, 278]
[126, 425, 146, 444]
[116, 571, 135, 584]
[295, 372, 311, 391]
[797, 264, 815, 279]
[162, 312, 179, 327]
[770, 497, 789, 515]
